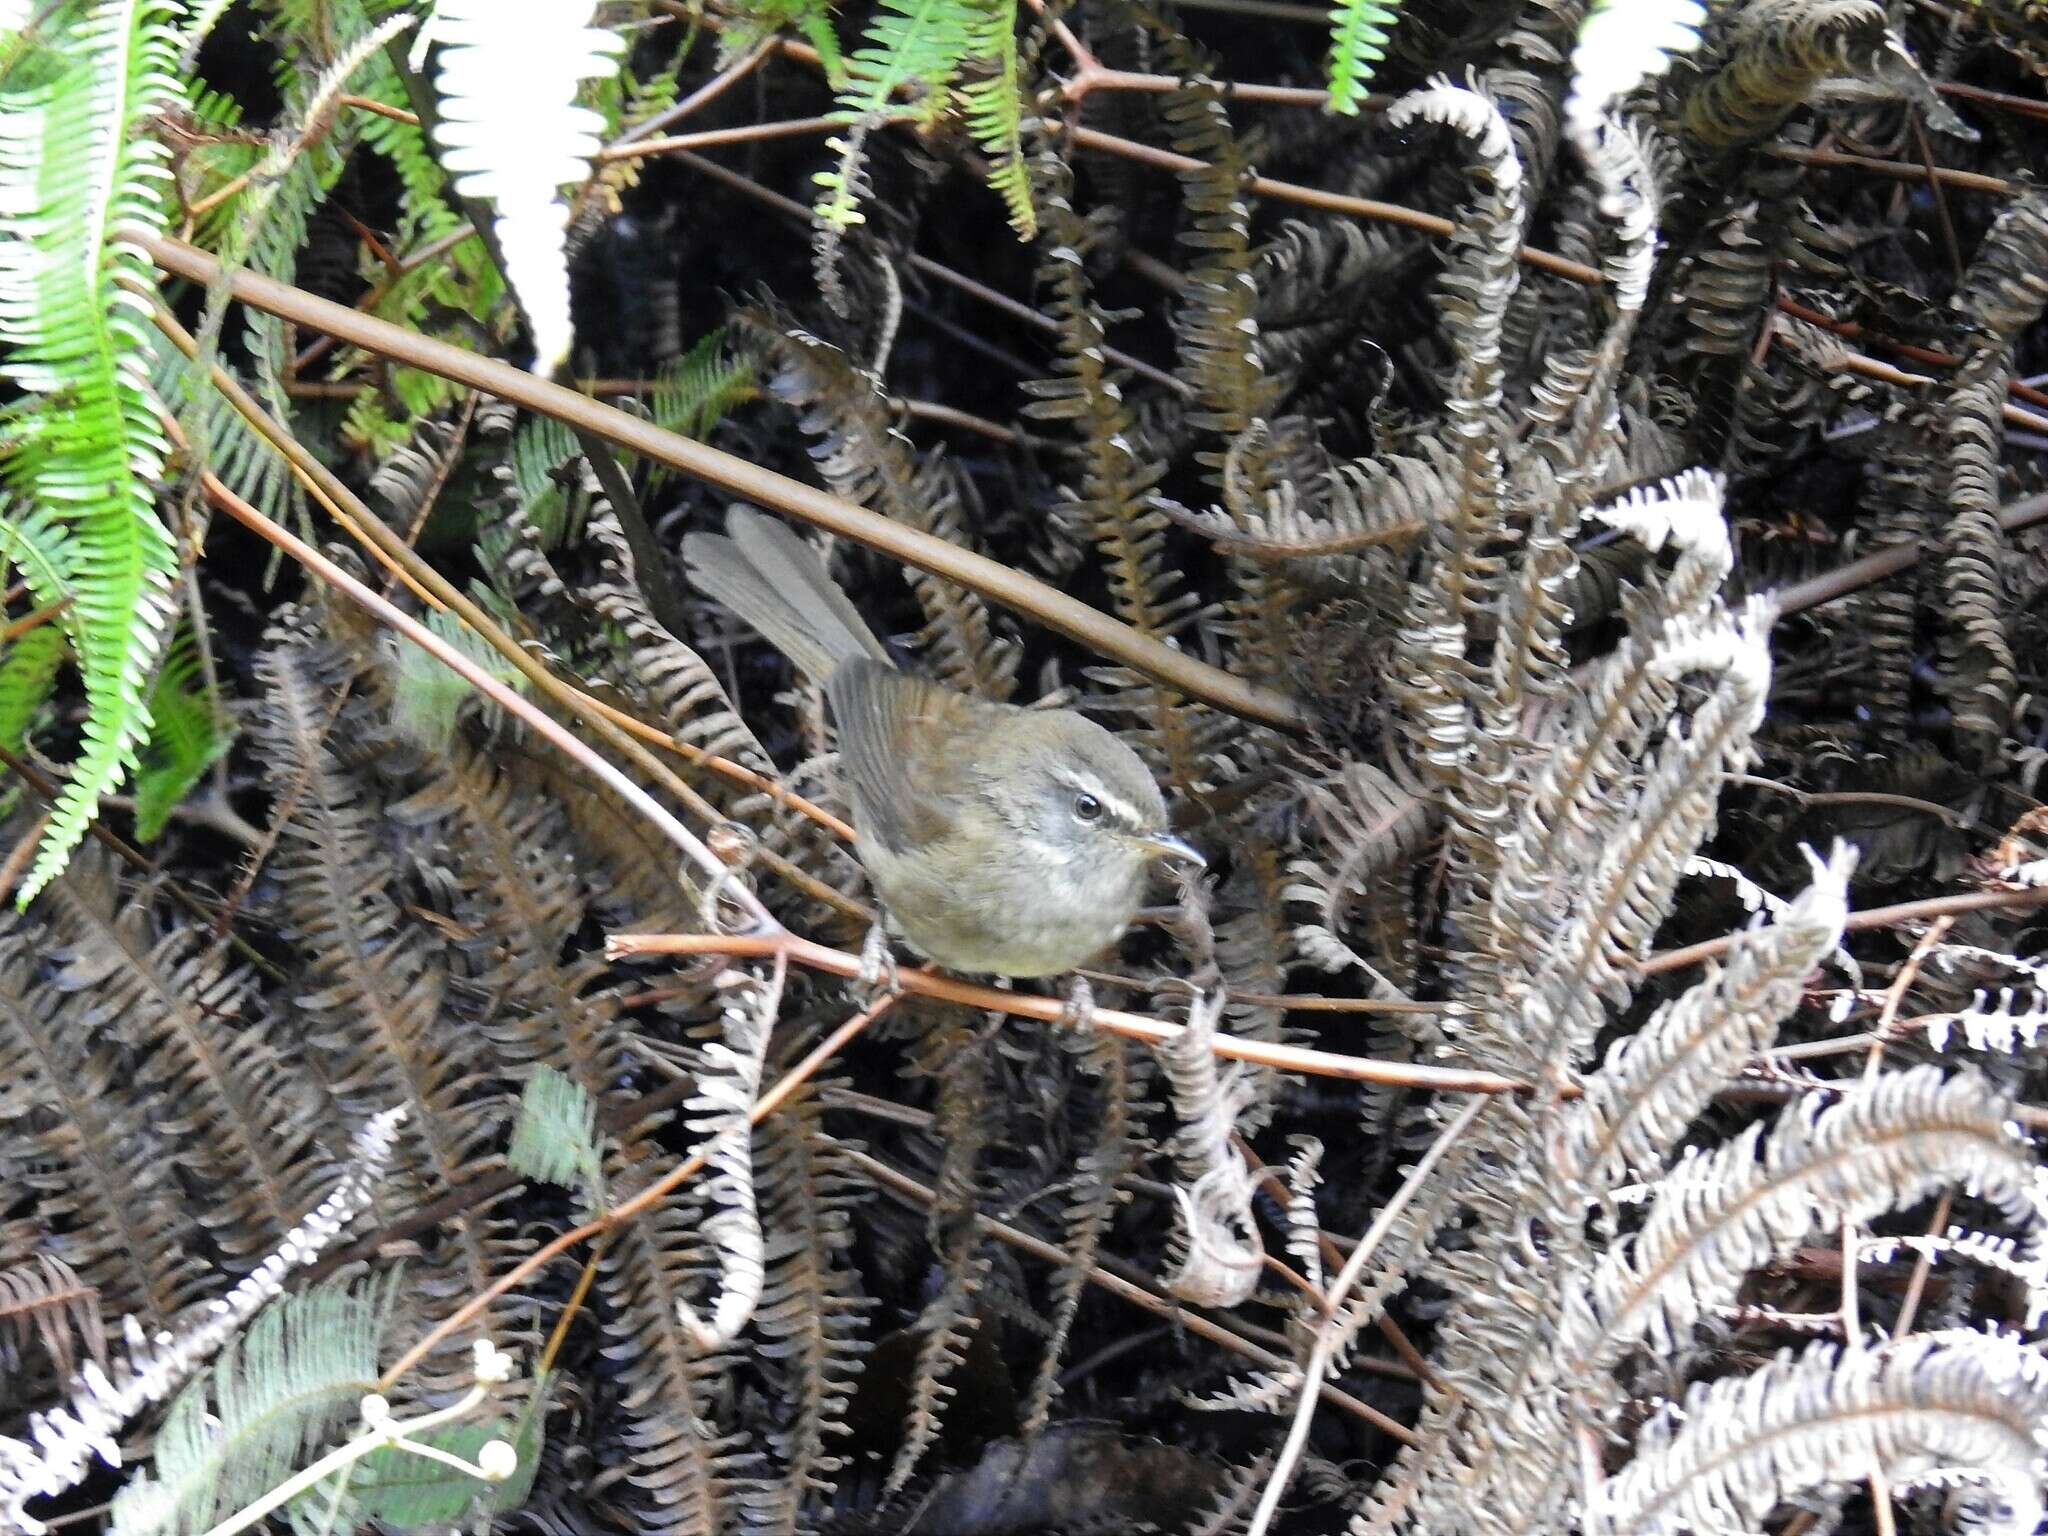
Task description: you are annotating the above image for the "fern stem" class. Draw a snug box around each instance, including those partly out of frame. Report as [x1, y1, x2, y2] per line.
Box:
[597, 114, 838, 162]
[1643, 883, 2048, 976]
[133, 228, 1307, 729]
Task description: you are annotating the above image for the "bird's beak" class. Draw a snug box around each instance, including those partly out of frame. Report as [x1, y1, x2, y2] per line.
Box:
[1136, 832, 1206, 868]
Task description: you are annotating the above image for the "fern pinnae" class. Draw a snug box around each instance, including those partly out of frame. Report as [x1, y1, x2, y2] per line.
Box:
[1583, 1066, 2047, 1365]
[751, 1084, 871, 1532]
[1600, 1332, 2048, 1536]
[40, 852, 327, 1262]
[955, 0, 1032, 238]
[1022, 1029, 1138, 1433]
[1554, 843, 1854, 1201]
[430, 0, 624, 377]
[888, 1021, 995, 1494]
[0, 936, 211, 1328]
[1323, 0, 1396, 116]
[673, 960, 782, 1352]
[103, 1272, 398, 1536]
[0, 0, 185, 902]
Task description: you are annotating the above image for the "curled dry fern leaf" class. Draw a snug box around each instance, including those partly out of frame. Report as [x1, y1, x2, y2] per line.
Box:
[0, 0, 185, 902]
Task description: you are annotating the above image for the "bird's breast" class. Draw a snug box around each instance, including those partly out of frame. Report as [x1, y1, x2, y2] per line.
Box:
[859, 835, 1147, 978]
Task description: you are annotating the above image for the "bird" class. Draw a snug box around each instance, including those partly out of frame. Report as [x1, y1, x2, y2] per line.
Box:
[682, 508, 1204, 983]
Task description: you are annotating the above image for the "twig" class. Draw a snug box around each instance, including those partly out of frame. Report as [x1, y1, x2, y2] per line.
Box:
[377, 989, 897, 1389]
[1768, 490, 2048, 617]
[1763, 141, 2017, 198]
[134, 228, 1305, 731]
[1065, 125, 1607, 286]
[598, 114, 839, 162]
[611, 36, 774, 147]
[605, 929, 1533, 1094]
[1642, 884, 2048, 976]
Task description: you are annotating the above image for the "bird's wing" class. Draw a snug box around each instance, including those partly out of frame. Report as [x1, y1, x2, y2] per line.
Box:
[826, 659, 986, 854]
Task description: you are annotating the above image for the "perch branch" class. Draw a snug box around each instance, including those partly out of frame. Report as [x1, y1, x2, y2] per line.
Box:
[605, 930, 1532, 1094]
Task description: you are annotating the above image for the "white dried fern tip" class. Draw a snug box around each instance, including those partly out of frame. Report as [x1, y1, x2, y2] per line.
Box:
[1564, 0, 1705, 135]
[430, 0, 624, 377]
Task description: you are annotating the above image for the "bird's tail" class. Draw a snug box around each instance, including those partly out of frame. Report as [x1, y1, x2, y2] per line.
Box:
[682, 508, 892, 683]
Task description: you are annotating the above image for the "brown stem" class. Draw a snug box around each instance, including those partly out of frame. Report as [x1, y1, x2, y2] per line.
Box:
[1769, 490, 2048, 617]
[133, 228, 1305, 731]
[606, 930, 1534, 1094]
[1641, 885, 2048, 976]
[1763, 142, 2017, 198]
[598, 114, 840, 162]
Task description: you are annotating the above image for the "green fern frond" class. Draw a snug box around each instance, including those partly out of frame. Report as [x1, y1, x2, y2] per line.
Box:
[131, 620, 232, 843]
[652, 328, 758, 440]
[956, 0, 1032, 236]
[508, 1066, 605, 1209]
[0, 0, 186, 904]
[815, 0, 973, 243]
[835, 0, 968, 124]
[0, 621, 66, 816]
[106, 1272, 399, 1536]
[1324, 0, 1397, 115]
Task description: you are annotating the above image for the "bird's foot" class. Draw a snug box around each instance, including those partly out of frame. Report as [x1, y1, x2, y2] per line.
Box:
[1055, 975, 1097, 1032]
[854, 920, 900, 1008]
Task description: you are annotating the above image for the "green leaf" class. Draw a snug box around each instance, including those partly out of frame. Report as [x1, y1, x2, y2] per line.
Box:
[108, 1274, 398, 1536]
[0, 0, 187, 902]
[1325, 0, 1398, 115]
[131, 621, 233, 843]
[508, 1066, 605, 1210]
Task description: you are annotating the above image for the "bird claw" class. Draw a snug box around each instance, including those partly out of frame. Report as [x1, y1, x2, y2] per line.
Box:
[1055, 975, 1097, 1032]
[854, 921, 900, 1007]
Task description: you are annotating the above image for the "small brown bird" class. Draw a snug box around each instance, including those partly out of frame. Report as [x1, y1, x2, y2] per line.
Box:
[684, 509, 1203, 979]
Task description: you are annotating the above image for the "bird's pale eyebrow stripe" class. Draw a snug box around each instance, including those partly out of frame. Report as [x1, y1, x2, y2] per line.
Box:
[1059, 774, 1151, 831]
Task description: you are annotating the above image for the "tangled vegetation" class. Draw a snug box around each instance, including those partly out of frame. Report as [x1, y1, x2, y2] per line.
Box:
[4, 1, 2048, 1533]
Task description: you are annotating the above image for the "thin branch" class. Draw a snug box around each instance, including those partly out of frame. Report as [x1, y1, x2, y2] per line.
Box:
[376, 990, 898, 1389]
[134, 228, 1307, 732]
[1768, 490, 2048, 617]
[611, 36, 774, 147]
[1244, 1095, 1493, 1536]
[1642, 885, 2048, 976]
[605, 929, 1533, 1094]
[1763, 142, 2017, 198]
[597, 114, 839, 162]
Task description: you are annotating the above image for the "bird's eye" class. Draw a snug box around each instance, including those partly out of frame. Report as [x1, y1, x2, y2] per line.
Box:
[1072, 792, 1103, 823]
